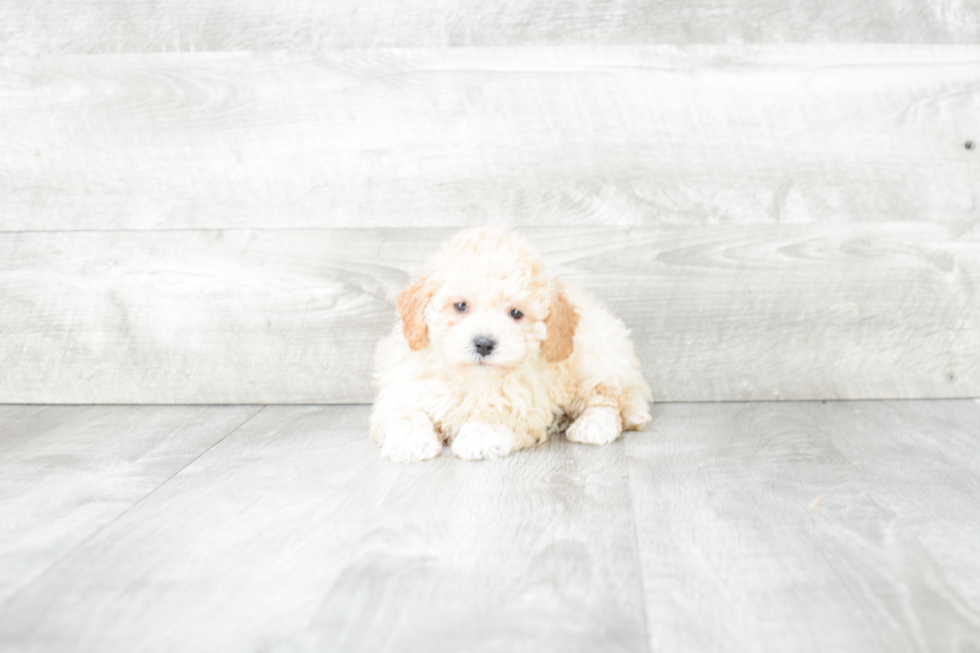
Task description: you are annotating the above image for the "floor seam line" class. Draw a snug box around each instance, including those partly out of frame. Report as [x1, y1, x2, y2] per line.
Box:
[133, 404, 268, 500]
[624, 444, 655, 653]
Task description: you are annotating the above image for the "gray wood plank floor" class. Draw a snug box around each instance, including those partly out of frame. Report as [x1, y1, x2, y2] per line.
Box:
[0, 401, 978, 652]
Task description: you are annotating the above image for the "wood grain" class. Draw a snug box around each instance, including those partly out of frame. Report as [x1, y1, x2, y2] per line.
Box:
[1, 402, 978, 651]
[0, 405, 648, 653]
[0, 404, 259, 604]
[0, 224, 976, 403]
[289, 420, 647, 653]
[0, 405, 405, 652]
[2, 0, 979, 54]
[1, 47, 978, 231]
[626, 400, 980, 652]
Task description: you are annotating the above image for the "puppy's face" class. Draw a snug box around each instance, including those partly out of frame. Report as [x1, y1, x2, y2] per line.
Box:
[426, 271, 548, 372]
[397, 230, 579, 373]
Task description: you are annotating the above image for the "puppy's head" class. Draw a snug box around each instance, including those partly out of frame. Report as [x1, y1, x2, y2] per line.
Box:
[397, 228, 579, 372]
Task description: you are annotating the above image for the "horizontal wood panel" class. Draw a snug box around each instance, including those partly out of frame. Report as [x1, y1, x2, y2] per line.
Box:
[1, 47, 978, 231]
[1, 225, 976, 403]
[2, 1, 979, 54]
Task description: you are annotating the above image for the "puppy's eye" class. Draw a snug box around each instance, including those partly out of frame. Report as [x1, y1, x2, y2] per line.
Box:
[509, 308, 523, 320]
[454, 302, 468, 313]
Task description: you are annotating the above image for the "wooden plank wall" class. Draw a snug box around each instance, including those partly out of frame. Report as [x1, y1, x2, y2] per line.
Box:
[2, 1, 979, 52]
[1, 3, 978, 403]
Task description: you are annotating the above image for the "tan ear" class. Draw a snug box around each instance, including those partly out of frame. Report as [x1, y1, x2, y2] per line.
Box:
[542, 282, 580, 362]
[396, 273, 434, 351]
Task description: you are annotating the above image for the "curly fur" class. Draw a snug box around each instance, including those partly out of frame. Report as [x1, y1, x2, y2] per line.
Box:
[370, 228, 652, 462]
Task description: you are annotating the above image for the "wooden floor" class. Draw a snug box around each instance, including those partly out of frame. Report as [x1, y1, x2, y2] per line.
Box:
[1, 401, 978, 652]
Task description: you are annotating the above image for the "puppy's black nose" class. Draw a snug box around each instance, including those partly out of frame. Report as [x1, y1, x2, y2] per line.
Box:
[473, 336, 496, 357]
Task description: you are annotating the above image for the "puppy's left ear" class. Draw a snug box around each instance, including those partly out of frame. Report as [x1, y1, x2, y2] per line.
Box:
[542, 281, 580, 362]
[396, 272, 435, 351]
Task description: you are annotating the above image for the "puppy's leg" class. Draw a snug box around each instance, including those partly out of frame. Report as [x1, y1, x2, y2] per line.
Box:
[566, 405, 623, 445]
[452, 422, 517, 461]
[621, 392, 652, 431]
[379, 412, 443, 462]
[561, 288, 652, 445]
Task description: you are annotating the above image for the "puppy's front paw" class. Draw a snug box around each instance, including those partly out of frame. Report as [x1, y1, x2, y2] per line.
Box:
[381, 415, 442, 462]
[566, 406, 622, 445]
[452, 422, 515, 461]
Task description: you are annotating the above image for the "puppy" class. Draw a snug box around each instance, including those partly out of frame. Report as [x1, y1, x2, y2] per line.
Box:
[370, 228, 651, 462]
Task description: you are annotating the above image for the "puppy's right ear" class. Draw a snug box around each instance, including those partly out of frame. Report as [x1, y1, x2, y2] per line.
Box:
[396, 273, 435, 351]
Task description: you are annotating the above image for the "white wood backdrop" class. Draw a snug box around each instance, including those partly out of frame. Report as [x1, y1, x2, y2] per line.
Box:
[1, 47, 978, 231]
[2, 1, 979, 53]
[1, 8, 978, 403]
[2, 224, 976, 403]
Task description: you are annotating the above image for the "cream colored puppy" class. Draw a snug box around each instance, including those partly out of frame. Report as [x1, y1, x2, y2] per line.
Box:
[370, 228, 651, 462]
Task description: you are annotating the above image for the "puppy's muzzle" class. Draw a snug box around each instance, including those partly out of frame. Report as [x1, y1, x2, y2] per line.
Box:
[472, 336, 496, 358]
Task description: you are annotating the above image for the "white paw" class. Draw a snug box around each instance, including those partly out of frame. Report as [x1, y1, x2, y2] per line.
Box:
[380, 415, 442, 462]
[451, 422, 516, 461]
[565, 407, 622, 445]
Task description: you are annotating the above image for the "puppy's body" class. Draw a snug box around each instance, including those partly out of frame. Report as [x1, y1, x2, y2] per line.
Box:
[371, 229, 651, 462]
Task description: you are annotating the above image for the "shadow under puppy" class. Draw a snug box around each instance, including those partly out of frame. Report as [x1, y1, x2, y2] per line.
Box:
[371, 228, 651, 462]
